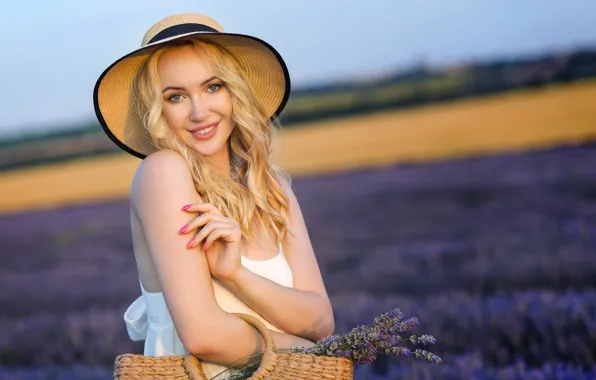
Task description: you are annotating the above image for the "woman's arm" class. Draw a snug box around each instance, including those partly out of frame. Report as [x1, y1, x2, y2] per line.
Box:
[218, 179, 335, 343]
[130, 149, 313, 365]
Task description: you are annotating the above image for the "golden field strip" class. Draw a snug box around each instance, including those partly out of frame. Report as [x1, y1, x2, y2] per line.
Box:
[1, 80, 596, 214]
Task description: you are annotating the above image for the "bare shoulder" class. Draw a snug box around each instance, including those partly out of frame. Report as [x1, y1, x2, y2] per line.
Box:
[277, 171, 297, 204]
[130, 149, 198, 212]
[132, 149, 191, 187]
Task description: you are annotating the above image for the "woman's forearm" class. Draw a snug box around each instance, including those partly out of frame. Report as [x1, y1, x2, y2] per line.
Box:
[191, 311, 314, 367]
[219, 267, 334, 343]
[209, 330, 314, 367]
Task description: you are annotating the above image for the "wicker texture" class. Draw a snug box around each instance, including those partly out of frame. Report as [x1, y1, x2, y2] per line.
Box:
[114, 313, 354, 379]
[114, 354, 207, 379]
[258, 352, 353, 379]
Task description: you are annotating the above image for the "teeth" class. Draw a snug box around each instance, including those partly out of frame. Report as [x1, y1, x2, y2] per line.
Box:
[196, 126, 215, 135]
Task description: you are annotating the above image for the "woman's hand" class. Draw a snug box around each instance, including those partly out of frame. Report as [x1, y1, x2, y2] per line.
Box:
[179, 202, 243, 280]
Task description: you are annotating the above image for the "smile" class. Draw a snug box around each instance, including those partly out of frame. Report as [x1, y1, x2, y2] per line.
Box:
[196, 125, 215, 135]
[190, 122, 219, 140]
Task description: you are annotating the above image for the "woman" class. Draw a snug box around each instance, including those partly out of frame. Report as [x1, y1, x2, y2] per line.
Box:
[93, 13, 334, 378]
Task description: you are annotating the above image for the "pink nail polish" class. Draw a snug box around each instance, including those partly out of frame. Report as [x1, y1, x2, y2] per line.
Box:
[181, 204, 191, 211]
[179, 225, 189, 234]
[187, 238, 195, 249]
[203, 242, 207, 251]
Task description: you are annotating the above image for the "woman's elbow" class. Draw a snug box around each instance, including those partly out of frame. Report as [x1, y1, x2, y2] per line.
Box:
[326, 313, 335, 337]
[314, 299, 335, 340]
[322, 312, 335, 339]
[178, 321, 222, 357]
[182, 336, 206, 357]
[184, 335, 219, 358]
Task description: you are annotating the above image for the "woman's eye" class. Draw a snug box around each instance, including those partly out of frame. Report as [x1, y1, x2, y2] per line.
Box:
[168, 94, 182, 102]
[208, 84, 221, 92]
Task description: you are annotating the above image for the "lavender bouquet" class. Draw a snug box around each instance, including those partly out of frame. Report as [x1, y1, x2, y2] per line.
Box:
[216, 308, 441, 379]
[291, 308, 441, 365]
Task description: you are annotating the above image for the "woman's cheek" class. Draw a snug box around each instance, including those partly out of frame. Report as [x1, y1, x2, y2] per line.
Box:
[163, 107, 185, 130]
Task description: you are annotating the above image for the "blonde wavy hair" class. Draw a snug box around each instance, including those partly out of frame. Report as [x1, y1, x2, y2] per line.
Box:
[135, 37, 293, 245]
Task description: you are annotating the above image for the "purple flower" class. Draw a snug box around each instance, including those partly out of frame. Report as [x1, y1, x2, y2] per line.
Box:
[291, 308, 441, 366]
[410, 334, 437, 345]
[414, 349, 443, 364]
[385, 346, 412, 360]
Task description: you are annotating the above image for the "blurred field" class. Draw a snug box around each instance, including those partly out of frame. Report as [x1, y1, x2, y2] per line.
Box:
[1, 142, 595, 379]
[279, 80, 596, 171]
[1, 80, 596, 215]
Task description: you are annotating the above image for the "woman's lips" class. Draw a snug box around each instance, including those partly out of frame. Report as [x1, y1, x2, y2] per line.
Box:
[191, 122, 218, 140]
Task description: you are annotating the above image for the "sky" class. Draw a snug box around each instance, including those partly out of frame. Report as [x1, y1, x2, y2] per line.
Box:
[0, 0, 595, 138]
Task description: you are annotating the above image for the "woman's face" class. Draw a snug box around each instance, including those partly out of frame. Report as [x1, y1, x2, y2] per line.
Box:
[158, 45, 234, 169]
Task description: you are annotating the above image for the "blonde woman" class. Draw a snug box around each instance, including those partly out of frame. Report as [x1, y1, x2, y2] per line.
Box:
[93, 13, 334, 378]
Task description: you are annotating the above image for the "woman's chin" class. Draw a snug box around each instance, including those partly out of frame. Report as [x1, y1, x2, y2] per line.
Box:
[188, 142, 221, 158]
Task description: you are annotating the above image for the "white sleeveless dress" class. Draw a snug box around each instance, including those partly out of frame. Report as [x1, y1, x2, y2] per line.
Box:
[123, 244, 294, 379]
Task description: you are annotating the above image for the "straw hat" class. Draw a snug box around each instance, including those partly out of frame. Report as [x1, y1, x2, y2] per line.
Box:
[93, 13, 291, 159]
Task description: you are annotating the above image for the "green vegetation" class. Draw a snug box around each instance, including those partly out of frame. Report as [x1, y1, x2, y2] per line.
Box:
[1, 47, 595, 171]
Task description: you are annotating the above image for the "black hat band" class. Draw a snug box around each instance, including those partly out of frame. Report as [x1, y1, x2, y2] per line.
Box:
[148, 23, 219, 44]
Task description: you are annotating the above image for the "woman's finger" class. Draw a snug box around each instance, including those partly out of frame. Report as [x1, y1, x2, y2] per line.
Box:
[190, 221, 229, 249]
[180, 212, 230, 234]
[204, 227, 237, 250]
[181, 202, 222, 215]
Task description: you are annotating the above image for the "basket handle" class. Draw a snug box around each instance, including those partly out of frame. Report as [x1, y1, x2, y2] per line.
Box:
[233, 313, 278, 379]
[182, 313, 279, 379]
[183, 354, 208, 379]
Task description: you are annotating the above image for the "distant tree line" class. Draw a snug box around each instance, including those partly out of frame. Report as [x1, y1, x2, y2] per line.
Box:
[1, 47, 595, 171]
[280, 47, 596, 124]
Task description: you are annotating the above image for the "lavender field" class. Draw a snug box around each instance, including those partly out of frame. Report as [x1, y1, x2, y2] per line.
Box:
[1, 143, 596, 379]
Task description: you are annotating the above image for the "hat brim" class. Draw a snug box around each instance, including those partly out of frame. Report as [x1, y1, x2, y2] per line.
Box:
[93, 31, 291, 159]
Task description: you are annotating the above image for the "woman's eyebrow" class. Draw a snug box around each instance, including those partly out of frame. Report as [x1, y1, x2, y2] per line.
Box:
[162, 76, 217, 93]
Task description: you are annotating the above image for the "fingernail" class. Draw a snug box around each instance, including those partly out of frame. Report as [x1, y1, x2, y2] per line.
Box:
[203, 242, 207, 251]
[187, 238, 195, 249]
[179, 225, 189, 234]
[181, 204, 191, 211]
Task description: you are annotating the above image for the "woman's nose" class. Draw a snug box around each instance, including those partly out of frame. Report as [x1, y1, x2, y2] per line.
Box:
[189, 98, 209, 122]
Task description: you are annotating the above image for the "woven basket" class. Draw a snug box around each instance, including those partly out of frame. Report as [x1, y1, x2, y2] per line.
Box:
[114, 313, 354, 379]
